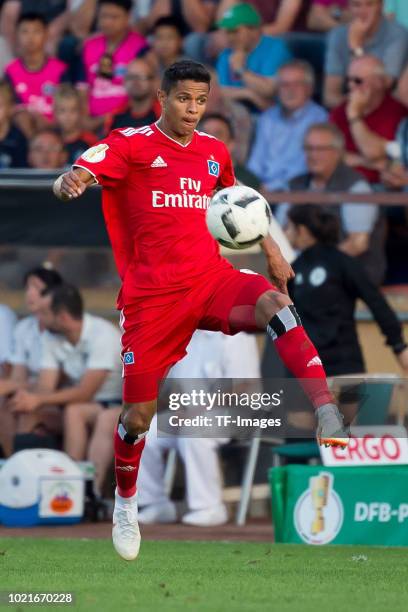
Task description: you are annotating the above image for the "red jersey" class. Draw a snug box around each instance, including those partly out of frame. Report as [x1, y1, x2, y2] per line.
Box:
[330, 94, 408, 183]
[74, 122, 235, 300]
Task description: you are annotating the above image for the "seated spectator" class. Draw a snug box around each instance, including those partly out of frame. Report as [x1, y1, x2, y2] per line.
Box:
[330, 55, 407, 184]
[136, 0, 217, 62]
[247, 60, 328, 193]
[217, 0, 311, 35]
[146, 16, 185, 77]
[78, 0, 148, 120]
[137, 329, 260, 527]
[0, 304, 17, 379]
[103, 58, 161, 134]
[278, 122, 385, 285]
[10, 284, 123, 463]
[0, 265, 63, 457]
[216, 3, 292, 112]
[4, 13, 70, 137]
[0, 79, 28, 168]
[384, 0, 408, 29]
[307, 0, 351, 32]
[205, 67, 253, 164]
[28, 129, 68, 169]
[324, 0, 408, 108]
[0, 0, 71, 54]
[200, 111, 296, 261]
[285, 205, 408, 376]
[396, 64, 408, 107]
[53, 84, 97, 164]
[200, 112, 259, 188]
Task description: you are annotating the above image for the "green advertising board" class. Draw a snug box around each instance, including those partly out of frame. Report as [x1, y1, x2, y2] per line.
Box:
[269, 465, 408, 546]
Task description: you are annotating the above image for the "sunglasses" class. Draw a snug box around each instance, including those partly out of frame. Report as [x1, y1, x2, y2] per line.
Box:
[347, 76, 365, 85]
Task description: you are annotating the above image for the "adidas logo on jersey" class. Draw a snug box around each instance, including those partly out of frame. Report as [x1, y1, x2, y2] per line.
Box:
[307, 356, 323, 367]
[151, 156, 167, 168]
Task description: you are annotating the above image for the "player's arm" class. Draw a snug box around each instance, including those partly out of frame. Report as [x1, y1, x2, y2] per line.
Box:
[261, 234, 295, 295]
[53, 167, 96, 201]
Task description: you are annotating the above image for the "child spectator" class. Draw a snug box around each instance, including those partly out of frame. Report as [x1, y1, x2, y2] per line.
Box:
[218, 0, 312, 35]
[53, 84, 97, 163]
[0, 79, 28, 168]
[104, 58, 161, 133]
[28, 128, 68, 169]
[78, 0, 148, 120]
[147, 16, 185, 77]
[4, 13, 70, 135]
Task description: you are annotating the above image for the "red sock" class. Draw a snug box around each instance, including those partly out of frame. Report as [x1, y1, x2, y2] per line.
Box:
[114, 422, 146, 498]
[274, 326, 334, 410]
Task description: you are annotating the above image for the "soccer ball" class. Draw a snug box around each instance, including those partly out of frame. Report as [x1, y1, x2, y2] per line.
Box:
[206, 185, 271, 250]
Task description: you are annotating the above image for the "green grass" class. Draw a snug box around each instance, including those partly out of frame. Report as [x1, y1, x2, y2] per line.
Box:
[1, 538, 408, 611]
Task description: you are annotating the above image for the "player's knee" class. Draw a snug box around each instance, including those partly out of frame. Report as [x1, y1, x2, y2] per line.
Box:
[121, 403, 153, 436]
[255, 290, 293, 329]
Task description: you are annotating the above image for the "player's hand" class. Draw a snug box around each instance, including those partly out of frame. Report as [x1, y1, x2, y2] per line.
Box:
[10, 390, 41, 413]
[266, 255, 295, 295]
[53, 170, 88, 201]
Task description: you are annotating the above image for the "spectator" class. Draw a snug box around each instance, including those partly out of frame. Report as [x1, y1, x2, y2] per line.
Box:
[199, 111, 296, 262]
[137, 330, 260, 526]
[279, 122, 385, 285]
[0, 265, 63, 457]
[28, 129, 68, 169]
[247, 60, 328, 194]
[0, 35, 12, 76]
[384, 0, 408, 29]
[396, 64, 408, 107]
[205, 67, 253, 164]
[146, 16, 185, 77]
[382, 117, 408, 189]
[53, 84, 97, 164]
[217, 0, 312, 35]
[136, 0, 218, 62]
[216, 3, 292, 112]
[10, 283, 123, 463]
[78, 0, 148, 120]
[324, 0, 408, 109]
[0, 79, 28, 168]
[4, 13, 70, 136]
[330, 55, 408, 184]
[0, 0, 72, 54]
[103, 58, 161, 133]
[200, 112, 259, 188]
[0, 304, 17, 378]
[285, 205, 408, 376]
[307, 0, 351, 32]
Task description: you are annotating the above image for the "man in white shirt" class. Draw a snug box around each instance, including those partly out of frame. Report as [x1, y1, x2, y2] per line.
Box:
[10, 283, 123, 462]
[137, 329, 261, 527]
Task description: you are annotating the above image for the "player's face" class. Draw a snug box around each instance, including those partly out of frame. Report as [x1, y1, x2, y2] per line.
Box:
[25, 275, 47, 313]
[54, 98, 81, 133]
[159, 80, 210, 138]
[17, 21, 47, 56]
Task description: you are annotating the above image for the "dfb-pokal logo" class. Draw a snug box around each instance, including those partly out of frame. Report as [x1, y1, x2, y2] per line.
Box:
[294, 472, 344, 545]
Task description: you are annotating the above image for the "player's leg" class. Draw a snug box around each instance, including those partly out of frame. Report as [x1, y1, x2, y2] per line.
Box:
[254, 289, 348, 447]
[63, 402, 102, 461]
[201, 269, 348, 448]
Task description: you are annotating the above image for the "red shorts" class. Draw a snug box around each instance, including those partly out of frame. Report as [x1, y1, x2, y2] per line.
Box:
[120, 265, 275, 403]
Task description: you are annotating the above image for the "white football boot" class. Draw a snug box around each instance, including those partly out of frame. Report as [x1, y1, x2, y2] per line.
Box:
[112, 489, 141, 561]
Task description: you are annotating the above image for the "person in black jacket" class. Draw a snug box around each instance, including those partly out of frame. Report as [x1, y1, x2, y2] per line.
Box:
[284, 205, 408, 377]
[262, 204, 408, 433]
